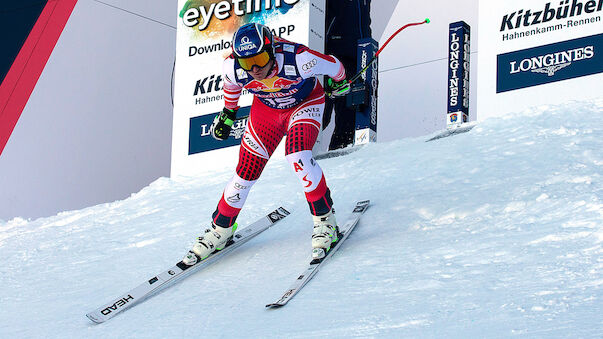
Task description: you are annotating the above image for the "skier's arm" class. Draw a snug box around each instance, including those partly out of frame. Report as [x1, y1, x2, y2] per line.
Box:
[296, 47, 350, 96]
[222, 57, 243, 110]
[211, 57, 243, 141]
[295, 48, 346, 81]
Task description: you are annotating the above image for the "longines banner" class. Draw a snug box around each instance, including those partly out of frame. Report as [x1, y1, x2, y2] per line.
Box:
[172, 0, 325, 177]
[497, 32, 603, 93]
[477, 0, 603, 121]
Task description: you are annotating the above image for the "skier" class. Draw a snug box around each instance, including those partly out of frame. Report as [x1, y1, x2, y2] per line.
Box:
[182, 23, 351, 265]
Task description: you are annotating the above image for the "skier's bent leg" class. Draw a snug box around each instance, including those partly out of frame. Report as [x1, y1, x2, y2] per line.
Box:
[285, 149, 338, 256]
[285, 102, 339, 256]
[183, 169, 259, 264]
[185, 148, 268, 264]
[285, 102, 332, 216]
[212, 105, 284, 227]
[185, 105, 283, 264]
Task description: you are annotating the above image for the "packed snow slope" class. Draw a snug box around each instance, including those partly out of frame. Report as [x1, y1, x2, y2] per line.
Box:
[1, 98, 602, 338]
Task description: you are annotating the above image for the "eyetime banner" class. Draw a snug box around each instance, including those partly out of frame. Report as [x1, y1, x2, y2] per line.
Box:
[477, 0, 603, 122]
[497, 32, 603, 93]
[172, 0, 325, 177]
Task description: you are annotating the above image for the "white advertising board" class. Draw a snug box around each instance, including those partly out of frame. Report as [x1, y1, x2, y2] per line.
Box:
[477, 0, 603, 121]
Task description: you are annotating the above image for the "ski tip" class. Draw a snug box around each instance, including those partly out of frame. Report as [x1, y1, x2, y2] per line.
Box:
[86, 313, 105, 324]
[265, 303, 284, 308]
[353, 200, 371, 213]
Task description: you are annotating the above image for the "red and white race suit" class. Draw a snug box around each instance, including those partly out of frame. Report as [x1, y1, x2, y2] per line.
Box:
[212, 38, 346, 227]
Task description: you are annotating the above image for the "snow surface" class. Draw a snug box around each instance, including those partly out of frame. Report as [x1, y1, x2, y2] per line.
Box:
[1, 98, 602, 338]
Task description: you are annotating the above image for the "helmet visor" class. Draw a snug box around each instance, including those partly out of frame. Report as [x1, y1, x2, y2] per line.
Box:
[237, 51, 271, 71]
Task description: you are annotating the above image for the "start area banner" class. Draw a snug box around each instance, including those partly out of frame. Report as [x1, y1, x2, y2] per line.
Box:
[477, 0, 603, 122]
[171, 0, 325, 177]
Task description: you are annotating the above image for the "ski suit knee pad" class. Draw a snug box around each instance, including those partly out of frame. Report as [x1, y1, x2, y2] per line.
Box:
[214, 174, 257, 227]
[222, 174, 257, 210]
[286, 150, 324, 196]
[286, 150, 333, 216]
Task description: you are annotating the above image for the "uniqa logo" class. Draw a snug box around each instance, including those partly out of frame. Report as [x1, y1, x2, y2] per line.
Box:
[509, 45, 594, 76]
[238, 36, 257, 52]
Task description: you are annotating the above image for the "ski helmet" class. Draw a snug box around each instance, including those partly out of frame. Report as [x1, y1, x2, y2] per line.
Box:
[232, 23, 275, 71]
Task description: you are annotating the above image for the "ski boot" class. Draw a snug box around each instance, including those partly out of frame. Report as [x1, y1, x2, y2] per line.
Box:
[311, 209, 340, 262]
[182, 222, 238, 265]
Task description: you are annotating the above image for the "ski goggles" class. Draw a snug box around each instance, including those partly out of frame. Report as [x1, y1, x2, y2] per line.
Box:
[237, 51, 271, 71]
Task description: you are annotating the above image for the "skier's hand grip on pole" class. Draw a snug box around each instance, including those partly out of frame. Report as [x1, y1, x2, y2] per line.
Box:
[211, 107, 238, 140]
[325, 78, 351, 98]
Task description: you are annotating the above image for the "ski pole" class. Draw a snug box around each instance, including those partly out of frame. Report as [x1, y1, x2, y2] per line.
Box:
[348, 18, 431, 84]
